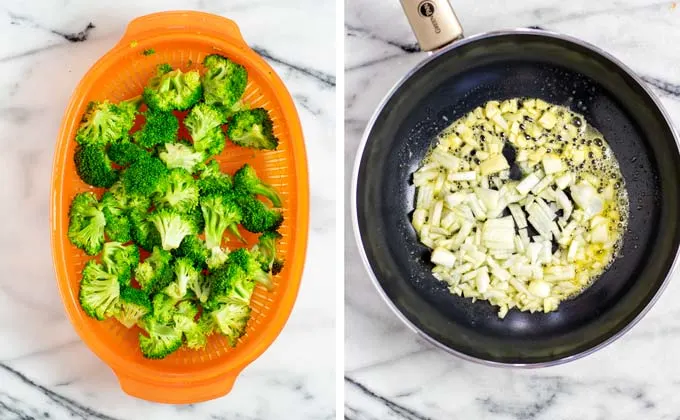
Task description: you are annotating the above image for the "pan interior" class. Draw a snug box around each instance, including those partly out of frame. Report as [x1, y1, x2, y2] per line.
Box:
[355, 33, 680, 364]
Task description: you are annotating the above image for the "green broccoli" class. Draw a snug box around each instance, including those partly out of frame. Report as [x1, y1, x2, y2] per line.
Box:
[151, 293, 178, 324]
[101, 242, 140, 286]
[164, 257, 202, 300]
[79, 260, 121, 320]
[143, 64, 202, 111]
[115, 286, 152, 328]
[251, 231, 283, 274]
[209, 302, 251, 347]
[236, 193, 283, 233]
[133, 108, 179, 148]
[152, 168, 199, 213]
[135, 246, 173, 293]
[148, 208, 199, 251]
[108, 181, 151, 213]
[228, 248, 273, 291]
[198, 310, 217, 336]
[138, 314, 183, 359]
[200, 194, 243, 248]
[233, 164, 282, 207]
[197, 160, 233, 196]
[75, 100, 137, 146]
[107, 139, 148, 166]
[129, 209, 161, 252]
[68, 192, 106, 255]
[121, 155, 168, 196]
[172, 235, 209, 269]
[173, 301, 207, 350]
[74, 143, 119, 188]
[158, 141, 204, 173]
[101, 191, 131, 243]
[184, 103, 226, 159]
[201, 54, 247, 110]
[227, 108, 278, 150]
[206, 246, 230, 270]
[187, 206, 205, 234]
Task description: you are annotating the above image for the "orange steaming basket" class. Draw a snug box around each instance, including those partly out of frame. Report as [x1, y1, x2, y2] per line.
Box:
[50, 11, 309, 403]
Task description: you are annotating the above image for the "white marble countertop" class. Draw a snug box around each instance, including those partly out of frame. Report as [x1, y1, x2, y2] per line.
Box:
[0, 0, 335, 419]
[345, 0, 680, 418]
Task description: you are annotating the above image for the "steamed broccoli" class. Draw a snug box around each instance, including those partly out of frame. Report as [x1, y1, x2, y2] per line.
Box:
[227, 108, 278, 150]
[173, 301, 207, 349]
[197, 160, 232, 196]
[206, 246, 230, 270]
[75, 100, 137, 146]
[159, 141, 204, 173]
[201, 54, 247, 110]
[152, 168, 199, 213]
[108, 181, 151, 213]
[135, 246, 173, 293]
[184, 103, 226, 159]
[74, 143, 119, 188]
[234, 164, 282, 207]
[208, 261, 255, 308]
[101, 242, 140, 286]
[148, 208, 199, 251]
[236, 193, 283, 233]
[172, 235, 209, 269]
[129, 209, 161, 251]
[252, 231, 283, 274]
[200, 194, 243, 248]
[138, 314, 183, 359]
[228, 248, 273, 291]
[68, 192, 106, 255]
[133, 108, 179, 148]
[208, 302, 251, 347]
[164, 257, 202, 300]
[101, 191, 131, 243]
[107, 139, 148, 166]
[79, 260, 121, 320]
[143, 64, 202, 111]
[151, 293, 178, 324]
[121, 155, 168, 196]
[115, 286, 151, 328]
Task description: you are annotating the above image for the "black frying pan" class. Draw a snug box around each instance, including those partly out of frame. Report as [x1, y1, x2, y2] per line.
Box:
[352, 2, 680, 366]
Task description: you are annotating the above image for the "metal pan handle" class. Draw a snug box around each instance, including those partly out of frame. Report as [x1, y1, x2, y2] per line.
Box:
[399, 0, 463, 51]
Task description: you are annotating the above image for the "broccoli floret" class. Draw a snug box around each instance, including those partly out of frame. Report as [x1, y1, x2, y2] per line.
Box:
[129, 209, 161, 251]
[107, 139, 148, 166]
[198, 310, 217, 336]
[201, 54, 247, 110]
[74, 143, 119, 188]
[236, 193, 283, 233]
[227, 108, 278, 150]
[75, 100, 137, 146]
[233, 164, 282, 207]
[184, 103, 226, 159]
[197, 160, 232, 196]
[101, 191, 131, 243]
[101, 242, 140, 286]
[115, 286, 152, 328]
[228, 248, 273, 291]
[209, 302, 251, 347]
[138, 314, 183, 359]
[205, 262, 254, 311]
[251, 231, 283, 273]
[108, 181, 151, 213]
[143, 64, 202, 111]
[159, 141, 204, 173]
[121, 155, 169, 196]
[187, 206, 205, 233]
[173, 235, 209, 269]
[174, 315, 207, 350]
[151, 293, 178, 324]
[164, 257, 202, 300]
[135, 246, 173, 293]
[68, 192, 106, 255]
[152, 168, 199, 213]
[206, 246, 229, 270]
[200, 194, 243, 248]
[79, 260, 120, 320]
[148, 208, 199, 251]
[133, 108, 179, 148]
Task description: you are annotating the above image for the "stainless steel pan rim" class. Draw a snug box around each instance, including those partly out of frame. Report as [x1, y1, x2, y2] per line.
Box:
[350, 28, 680, 367]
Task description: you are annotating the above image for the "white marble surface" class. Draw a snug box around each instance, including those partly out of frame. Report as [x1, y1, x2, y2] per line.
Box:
[0, 0, 335, 419]
[345, 0, 680, 418]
